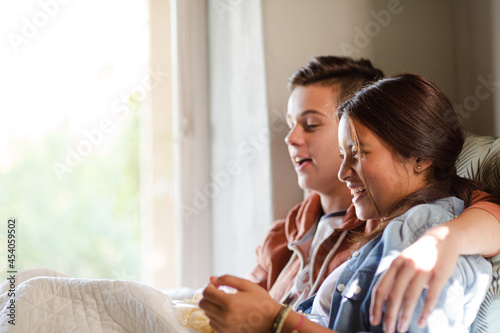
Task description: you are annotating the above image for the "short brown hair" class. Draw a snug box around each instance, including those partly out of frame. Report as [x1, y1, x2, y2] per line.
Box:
[288, 55, 384, 103]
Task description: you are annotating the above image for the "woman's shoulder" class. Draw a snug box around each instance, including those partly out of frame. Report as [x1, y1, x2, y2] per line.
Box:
[392, 197, 465, 239]
[399, 196, 464, 221]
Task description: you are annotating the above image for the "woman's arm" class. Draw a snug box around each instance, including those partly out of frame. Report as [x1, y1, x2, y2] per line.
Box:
[280, 310, 336, 333]
[370, 205, 500, 332]
[200, 275, 335, 333]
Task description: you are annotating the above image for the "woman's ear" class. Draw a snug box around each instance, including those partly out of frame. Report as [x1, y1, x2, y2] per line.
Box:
[413, 157, 432, 173]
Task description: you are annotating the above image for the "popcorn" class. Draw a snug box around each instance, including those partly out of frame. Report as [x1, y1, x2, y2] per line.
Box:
[174, 295, 215, 333]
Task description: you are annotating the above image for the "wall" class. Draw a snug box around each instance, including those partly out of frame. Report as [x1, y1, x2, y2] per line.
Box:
[207, 0, 500, 278]
[495, 1, 500, 135]
[261, 0, 500, 220]
[452, 1, 499, 136]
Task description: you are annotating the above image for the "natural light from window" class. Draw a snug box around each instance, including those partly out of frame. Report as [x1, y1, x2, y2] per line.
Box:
[0, 0, 150, 282]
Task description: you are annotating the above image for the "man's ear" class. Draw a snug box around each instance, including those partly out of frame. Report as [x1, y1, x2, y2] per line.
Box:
[413, 157, 432, 173]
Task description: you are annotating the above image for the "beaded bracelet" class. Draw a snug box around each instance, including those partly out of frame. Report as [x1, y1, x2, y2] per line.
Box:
[271, 305, 292, 333]
[271, 305, 286, 333]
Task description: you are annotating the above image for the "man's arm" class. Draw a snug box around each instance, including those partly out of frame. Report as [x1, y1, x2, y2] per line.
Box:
[460, 190, 500, 256]
[370, 193, 500, 332]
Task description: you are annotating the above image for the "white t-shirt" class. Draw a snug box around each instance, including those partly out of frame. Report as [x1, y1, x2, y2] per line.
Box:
[284, 211, 346, 308]
[311, 260, 349, 318]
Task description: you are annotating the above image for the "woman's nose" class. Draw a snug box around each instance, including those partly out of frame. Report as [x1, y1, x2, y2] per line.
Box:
[338, 158, 353, 182]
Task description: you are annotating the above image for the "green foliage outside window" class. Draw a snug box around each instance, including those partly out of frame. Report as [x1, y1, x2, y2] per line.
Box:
[0, 106, 141, 281]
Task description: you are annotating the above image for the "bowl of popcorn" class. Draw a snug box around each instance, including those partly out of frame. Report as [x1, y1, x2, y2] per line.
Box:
[172, 296, 215, 333]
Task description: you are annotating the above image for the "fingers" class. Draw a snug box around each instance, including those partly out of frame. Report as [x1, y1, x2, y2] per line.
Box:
[417, 275, 447, 328]
[371, 257, 431, 333]
[371, 262, 445, 333]
[381, 272, 444, 332]
[202, 281, 230, 308]
[204, 311, 228, 333]
[395, 272, 429, 332]
[370, 262, 399, 326]
[200, 284, 232, 333]
[381, 262, 417, 333]
[201, 276, 280, 333]
[206, 274, 259, 307]
[200, 298, 223, 321]
[211, 274, 255, 291]
[202, 304, 226, 333]
[206, 319, 223, 333]
[369, 225, 462, 332]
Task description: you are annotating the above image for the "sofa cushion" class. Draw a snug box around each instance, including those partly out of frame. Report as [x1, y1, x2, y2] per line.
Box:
[470, 254, 500, 333]
[457, 134, 500, 197]
[458, 134, 500, 333]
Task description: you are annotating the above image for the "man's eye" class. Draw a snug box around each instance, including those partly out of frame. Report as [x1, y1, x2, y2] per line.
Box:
[339, 154, 344, 160]
[305, 123, 320, 131]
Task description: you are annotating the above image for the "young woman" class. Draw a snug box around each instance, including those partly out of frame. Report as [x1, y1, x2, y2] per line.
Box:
[200, 73, 496, 332]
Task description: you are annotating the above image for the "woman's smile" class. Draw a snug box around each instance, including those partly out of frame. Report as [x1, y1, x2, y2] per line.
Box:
[349, 184, 367, 204]
[337, 116, 426, 221]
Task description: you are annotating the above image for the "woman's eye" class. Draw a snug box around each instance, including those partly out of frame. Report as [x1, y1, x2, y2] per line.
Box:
[352, 149, 367, 158]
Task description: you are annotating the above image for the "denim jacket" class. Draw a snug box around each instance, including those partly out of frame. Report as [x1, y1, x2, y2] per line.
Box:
[302, 197, 492, 333]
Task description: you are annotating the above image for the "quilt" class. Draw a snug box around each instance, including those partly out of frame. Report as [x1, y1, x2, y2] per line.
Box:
[0, 275, 189, 333]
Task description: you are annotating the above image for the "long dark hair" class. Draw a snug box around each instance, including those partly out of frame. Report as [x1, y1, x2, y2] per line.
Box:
[337, 73, 481, 243]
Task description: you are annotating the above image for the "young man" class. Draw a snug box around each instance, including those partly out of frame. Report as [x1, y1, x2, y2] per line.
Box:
[248, 56, 500, 330]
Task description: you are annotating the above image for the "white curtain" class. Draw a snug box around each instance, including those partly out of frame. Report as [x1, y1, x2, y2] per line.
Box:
[208, 0, 273, 277]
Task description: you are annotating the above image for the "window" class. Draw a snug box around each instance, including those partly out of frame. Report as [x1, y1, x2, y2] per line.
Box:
[0, 0, 177, 288]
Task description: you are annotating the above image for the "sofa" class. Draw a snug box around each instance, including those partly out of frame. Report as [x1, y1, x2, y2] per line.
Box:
[457, 133, 500, 333]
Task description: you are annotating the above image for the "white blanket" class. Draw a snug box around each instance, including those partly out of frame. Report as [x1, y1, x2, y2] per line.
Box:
[0, 276, 189, 333]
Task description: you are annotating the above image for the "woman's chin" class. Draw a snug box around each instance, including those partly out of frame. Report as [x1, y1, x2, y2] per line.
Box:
[353, 204, 378, 221]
